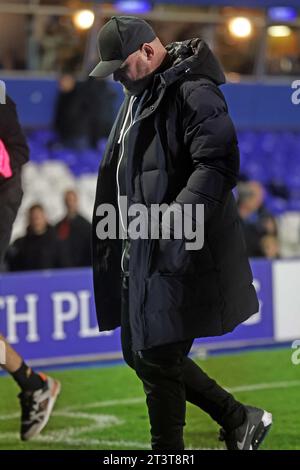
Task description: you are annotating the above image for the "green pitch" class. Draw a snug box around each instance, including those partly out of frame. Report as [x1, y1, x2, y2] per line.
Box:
[0, 348, 299, 450]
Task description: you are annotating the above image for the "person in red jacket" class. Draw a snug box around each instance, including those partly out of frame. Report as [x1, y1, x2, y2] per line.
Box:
[0, 94, 61, 440]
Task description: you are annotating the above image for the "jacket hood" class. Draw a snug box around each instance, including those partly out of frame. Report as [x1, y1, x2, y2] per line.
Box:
[163, 38, 226, 87]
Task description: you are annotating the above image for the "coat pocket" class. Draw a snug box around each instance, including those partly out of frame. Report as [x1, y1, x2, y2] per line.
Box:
[150, 238, 191, 275]
[143, 273, 190, 346]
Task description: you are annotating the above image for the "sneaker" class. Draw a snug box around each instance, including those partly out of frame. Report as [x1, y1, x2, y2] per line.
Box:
[219, 405, 273, 450]
[18, 375, 61, 441]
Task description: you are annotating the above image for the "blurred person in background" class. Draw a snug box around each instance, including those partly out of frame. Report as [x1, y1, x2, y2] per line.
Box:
[86, 76, 116, 147]
[244, 181, 270, 223]
[260, 234, 280, 259]
[237, 182, 264, 257]
[54, 73, 115, 150]
[260, 214, 278, 238]
[54, 73, 89, 150]
[56, 189, 92, 267]
[90, 16, 272, 451]
[6, 204, 66, 271]
[237, 181, 278, 257]
[0, 95, 60, 440]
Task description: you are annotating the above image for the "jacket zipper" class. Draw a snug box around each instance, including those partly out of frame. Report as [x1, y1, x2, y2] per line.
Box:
[116, 88, 166, 348]
[116, 95, 137, 272]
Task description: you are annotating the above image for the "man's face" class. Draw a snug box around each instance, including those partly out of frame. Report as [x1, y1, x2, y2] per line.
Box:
[65, 190, 78, 214]
[113, 47, 152, 94]
[29, 208, 47, 234]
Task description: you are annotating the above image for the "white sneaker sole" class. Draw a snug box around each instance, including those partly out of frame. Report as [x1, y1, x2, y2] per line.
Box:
[22, 378, 61, 441]
[262, 410, 273, 428]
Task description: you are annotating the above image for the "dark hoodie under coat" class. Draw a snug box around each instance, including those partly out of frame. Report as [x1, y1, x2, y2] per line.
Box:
[92, 39, 259, 351]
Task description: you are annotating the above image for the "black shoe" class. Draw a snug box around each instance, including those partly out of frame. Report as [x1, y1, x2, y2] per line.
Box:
[219, 405, 273, 450]
[18, 375, 61, 441]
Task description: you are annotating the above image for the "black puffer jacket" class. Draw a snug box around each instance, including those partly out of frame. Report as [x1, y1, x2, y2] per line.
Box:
[92, 39, 259, 351]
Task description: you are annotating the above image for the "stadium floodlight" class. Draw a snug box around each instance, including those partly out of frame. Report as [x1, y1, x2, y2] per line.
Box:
[268, 7, 298, 23]
[228, 17, 252, 39]
[73, 9, 95, 30]
[114, 1, 153, 14]
[268, 25, 292, 37]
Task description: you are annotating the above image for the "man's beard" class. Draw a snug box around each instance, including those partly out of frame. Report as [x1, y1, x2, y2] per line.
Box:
[122, 72, 155, 96]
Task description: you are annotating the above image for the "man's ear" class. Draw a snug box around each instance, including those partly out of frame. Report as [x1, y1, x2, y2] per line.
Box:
[141, 43, 154, 60]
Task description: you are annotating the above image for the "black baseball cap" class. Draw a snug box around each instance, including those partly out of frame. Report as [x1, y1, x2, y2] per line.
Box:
[89, 16, 156, 78]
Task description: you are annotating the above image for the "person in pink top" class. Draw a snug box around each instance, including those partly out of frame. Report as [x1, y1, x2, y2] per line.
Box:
[0, 138, 12, 178]
[0, 95, 28, 264]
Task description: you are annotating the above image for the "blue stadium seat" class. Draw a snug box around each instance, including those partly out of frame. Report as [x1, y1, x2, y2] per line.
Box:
[25, 129, 299, 216]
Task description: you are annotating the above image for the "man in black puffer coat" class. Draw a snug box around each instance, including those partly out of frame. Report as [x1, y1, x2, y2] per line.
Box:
[90, 17, 272, 450]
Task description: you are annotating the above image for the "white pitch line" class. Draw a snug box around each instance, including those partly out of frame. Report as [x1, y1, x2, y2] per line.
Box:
[0, 411, 147, 448]
[0, 412, 19, 421]
[68, 397, 145, 410]
[1, 380, 299, 416]
[1, 379, 299, 450]
[228, 380, 300, 393]
[0, 432, 220, 450]
[0, 432, 150, 449]
[66, 379, 300, 411]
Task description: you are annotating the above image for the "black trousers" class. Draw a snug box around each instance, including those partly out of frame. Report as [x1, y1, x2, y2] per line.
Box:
[0, 172, 23, 269]
[121, 274, 245, 450]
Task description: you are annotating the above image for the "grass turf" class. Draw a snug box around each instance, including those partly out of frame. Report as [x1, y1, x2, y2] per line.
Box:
[0, 348, 298, 450]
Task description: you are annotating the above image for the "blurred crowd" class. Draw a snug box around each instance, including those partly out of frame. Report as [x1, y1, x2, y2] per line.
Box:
[3, 179, 285, 274]
[1, 11, 300, 77]
[0, 16, 84, 73]
[5, 189, 92, 271]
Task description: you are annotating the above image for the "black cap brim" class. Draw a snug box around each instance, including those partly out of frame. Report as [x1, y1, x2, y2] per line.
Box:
[89, 59, 123, 78]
